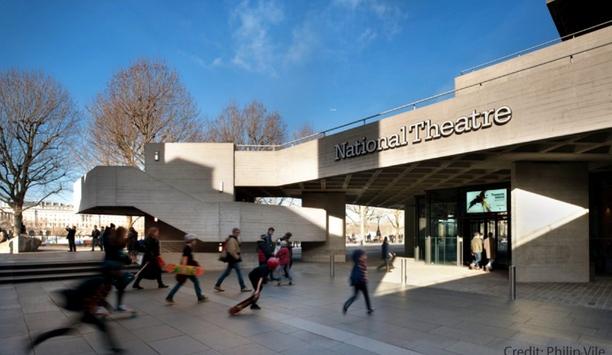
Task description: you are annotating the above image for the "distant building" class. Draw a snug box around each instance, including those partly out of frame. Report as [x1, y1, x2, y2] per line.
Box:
[2, 201, 143, 236]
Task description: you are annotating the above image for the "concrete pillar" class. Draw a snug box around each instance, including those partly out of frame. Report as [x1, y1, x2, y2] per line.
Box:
[511, 162, 589, 282]
[404, 196, 416, 258]
[301, 192, 346, 262]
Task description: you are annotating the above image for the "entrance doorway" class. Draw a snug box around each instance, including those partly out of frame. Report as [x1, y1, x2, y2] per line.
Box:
[464, 215, 510, 268]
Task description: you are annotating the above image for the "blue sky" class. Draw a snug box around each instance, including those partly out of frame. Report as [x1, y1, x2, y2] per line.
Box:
[0, 0, 559, 136]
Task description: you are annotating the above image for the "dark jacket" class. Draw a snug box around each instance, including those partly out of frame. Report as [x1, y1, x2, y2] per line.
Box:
[350, 249, 367, 286]
[127, 230, 138, 252]
[381, 241, 389, 260]
[66, 227, 76, 240]
[256, 234, 274, 263]
[139, 236, 162, 279]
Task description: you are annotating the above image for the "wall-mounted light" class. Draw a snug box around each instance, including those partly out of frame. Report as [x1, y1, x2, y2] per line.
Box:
[154, 217, 158, 222]
[219, 181, 224, 193]
[154, 151, 159, 161]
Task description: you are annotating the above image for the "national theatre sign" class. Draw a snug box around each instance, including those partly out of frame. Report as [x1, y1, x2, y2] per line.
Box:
[334, 106, 512, 161]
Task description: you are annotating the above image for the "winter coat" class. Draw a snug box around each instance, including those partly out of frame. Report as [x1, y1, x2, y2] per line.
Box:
[484, 237, 496, 259]
[381, 241, 389, 260]
[276, 247, 290, 265]
[349, 249, 367, 286]
[471, 236, 483, 254]
[256, 234, 274, 263]
[225, 235, 241, 262]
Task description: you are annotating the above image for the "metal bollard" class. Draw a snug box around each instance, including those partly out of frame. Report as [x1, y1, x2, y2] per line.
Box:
[456, 237, 463, 266]
[425, 236, 431, 264]
[509, 265, 517, 300]
[330, 254, 335, 278]
[414, 246, 420, 262]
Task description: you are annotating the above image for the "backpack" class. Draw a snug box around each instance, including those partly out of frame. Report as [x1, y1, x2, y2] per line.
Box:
[218, 239, 228, 262]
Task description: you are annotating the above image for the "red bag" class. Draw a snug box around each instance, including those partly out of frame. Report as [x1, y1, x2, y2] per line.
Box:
[157, 256, 165, 268]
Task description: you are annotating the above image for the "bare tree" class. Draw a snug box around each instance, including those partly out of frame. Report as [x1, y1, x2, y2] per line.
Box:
[346, 205, 377, 238]
[206, 100, 286, 147]
[87, 59, 202, 168]
[386, 209, 404, 238]
[292, 122, 317, 141]
[0, 70, 78, 235]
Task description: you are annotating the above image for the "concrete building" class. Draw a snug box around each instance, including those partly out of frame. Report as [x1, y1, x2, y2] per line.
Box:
[75, 9, 612, 282]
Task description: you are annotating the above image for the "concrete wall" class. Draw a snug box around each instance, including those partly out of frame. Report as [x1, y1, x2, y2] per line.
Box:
[144, 143, 235, 202]
[235, 26, 612, 187]
[511, 162, 589, 282]
[301, 192, 346, 262]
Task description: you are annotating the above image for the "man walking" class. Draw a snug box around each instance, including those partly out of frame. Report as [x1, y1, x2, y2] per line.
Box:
[215, 228, 251, 292]
[91, 225, 102, 251]
[66, 225, 77, 252]
[257, 227, 275, 266]
[470, 232, 484, 270]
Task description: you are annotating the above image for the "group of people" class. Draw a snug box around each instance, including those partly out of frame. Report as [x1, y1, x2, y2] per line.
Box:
[470, 231, 496, 271]
[30, 224, 377, 354]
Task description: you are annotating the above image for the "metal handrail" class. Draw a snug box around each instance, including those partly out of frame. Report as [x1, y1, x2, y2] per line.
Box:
[234, 19, 612, 152]
[460, 19, 612, 74]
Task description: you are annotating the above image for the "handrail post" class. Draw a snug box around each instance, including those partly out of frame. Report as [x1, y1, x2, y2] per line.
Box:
[509, 265, 517, 301]
[330, 253, 335, 278]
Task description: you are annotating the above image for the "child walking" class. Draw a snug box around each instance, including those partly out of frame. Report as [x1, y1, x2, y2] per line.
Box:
[275, 240, 293, 286]
[343, 249, 373, 315]
[166, 234, 207, 304]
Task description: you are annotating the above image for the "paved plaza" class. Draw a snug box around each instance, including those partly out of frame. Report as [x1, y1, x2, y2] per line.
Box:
[2, 261, 612, 355]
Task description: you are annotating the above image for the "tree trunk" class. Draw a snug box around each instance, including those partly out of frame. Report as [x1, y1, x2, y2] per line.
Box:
[359, 206, 366, 238]
[13, 204, 23, 236]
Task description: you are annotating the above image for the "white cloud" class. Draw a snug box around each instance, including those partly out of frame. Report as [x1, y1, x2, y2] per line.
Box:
[285, 22, 318, 64]
[230, 0, 284, 75]
[358, 28, 378, 46]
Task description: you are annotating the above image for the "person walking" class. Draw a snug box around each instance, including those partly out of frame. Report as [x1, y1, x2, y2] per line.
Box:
[91, 225, 102, 251]
[214, 228, 251, 292]
[470, 232, 484, 270]
[275, 240, 293, 286]
[257, 227, 275, 266]
[66, 225, 77, 252]
[280, 232, 293, 269]
[483, 232, 496, 272]
[376, 237, 391, 272]
[343, 249, 373, 315]
[101, 224, 116, 252]
[126, 227, 138, 264]
[132, 227, 168, 289]
[103, 226, 133, 313]
[28, 270, 123, 354]
[166, 234, 207, 304]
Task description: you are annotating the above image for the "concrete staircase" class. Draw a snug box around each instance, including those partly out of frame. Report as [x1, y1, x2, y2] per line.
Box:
[0, 260, 139, 284]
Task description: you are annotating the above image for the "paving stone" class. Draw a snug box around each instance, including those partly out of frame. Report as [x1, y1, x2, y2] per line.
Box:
[149, 335, 212, 355]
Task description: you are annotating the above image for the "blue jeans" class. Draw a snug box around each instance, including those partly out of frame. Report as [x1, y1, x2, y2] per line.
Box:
[215, 262, 246, 289]
[167, 276, 202, 299]
[473, 252, 482, 267]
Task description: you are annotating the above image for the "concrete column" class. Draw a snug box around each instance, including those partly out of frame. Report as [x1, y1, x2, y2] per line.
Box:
[511, 162, 589, 282]
[404, 196, 416, 258]
[301, 192, 346, 263]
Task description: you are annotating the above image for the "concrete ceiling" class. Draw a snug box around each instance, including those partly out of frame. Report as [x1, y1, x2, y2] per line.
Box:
[236, 128, 612, 209]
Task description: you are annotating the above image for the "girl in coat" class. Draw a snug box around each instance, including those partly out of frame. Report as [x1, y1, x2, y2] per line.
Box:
[343, 249, 373, 315]
[275, 240, 292, 286]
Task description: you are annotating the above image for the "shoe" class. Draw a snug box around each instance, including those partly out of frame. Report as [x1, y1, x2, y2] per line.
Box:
[95, 306, 110, 317]
[132, 285, 143, 290]
[197, 296, 208, 303]
[240, 288, 252, 292]
[111, 347, 125, 354]
[165, 297, 174, 304]
[342, 305, 348, 315]
[288, 281, 293, 286]
[367, 309, 374, 315]
[250, 304, 261, 310]
[158, 284, 169, 289]
[277, 282, 281, 287]
[116, 304, 133, 312]
[214, 286, 225, 292]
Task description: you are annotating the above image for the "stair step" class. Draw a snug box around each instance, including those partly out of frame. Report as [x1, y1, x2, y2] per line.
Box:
[0, 271, 102, 284]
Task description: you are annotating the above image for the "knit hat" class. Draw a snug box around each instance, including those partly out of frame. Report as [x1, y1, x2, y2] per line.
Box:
[185, 233, 198, 242]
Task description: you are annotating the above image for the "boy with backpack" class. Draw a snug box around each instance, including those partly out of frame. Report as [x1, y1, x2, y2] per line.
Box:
[343, 249, 374, 315]
[165, 234, 207, 304]
[215, 228, 251, 292]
